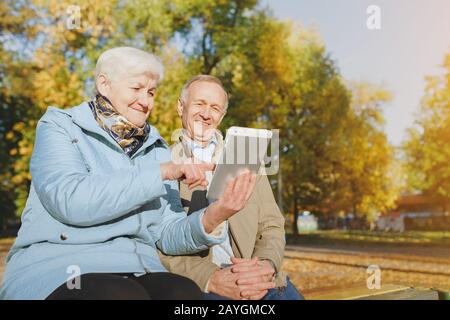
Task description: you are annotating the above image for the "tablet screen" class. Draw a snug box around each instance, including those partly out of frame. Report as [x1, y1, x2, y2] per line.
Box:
[206, 127, 272, 201]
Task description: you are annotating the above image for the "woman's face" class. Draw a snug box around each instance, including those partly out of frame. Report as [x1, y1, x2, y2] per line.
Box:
[101, 73, 158, 127]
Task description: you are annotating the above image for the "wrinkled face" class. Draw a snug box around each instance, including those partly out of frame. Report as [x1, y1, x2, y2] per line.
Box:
[178, 81, 227, 145]
[97, 73, 158, 127]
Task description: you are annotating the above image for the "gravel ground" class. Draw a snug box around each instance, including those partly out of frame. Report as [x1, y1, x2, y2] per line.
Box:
[282, 247, 450, 296]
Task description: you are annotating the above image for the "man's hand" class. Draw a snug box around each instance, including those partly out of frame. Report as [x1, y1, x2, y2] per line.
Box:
[207, 257, 276, 300]
[202, 170, 257, 233]
[207, 267, 242, 300]
[160, 160, 215, 189]
[231, 257, 276, 300]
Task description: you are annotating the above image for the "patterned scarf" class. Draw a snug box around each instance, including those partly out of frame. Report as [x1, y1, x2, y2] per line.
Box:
[89, 94, 150, 157]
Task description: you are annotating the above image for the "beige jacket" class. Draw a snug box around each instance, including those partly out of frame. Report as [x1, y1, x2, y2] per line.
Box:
[158, 129, 287, 291]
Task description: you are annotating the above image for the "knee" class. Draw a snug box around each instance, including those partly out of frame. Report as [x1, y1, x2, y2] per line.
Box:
[82, 274, 151, 300]
[167, 274, 203, 300]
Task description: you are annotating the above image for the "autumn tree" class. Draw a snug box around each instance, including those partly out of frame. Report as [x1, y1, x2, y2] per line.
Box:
[403, 54, 450, 212]
[1, 0, 117, 218]
[0, 0, 400, 234]
[331, 82, 400, 224]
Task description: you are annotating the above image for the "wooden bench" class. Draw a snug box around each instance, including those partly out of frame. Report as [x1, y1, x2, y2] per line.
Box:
[306, 283, 449, 300]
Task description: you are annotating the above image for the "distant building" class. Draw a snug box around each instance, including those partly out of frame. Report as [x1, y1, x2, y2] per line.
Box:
[296, 211, 318, 232]
[379, 194, 450, 231]
[395, 194, 444, 214]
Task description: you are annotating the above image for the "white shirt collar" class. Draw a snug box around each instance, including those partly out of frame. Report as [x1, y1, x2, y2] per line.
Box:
[185, 135, 217, 163]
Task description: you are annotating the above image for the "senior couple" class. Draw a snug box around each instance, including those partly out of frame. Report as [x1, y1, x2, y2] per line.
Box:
[0, 47, 303, 300]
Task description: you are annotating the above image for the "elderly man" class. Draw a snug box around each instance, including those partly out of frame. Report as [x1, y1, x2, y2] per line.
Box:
[159, 75, 303, 300]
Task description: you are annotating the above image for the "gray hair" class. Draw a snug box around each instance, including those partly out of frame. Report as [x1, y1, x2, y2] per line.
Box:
[179, 75, 229, 110]
[95, 47, 164, 92]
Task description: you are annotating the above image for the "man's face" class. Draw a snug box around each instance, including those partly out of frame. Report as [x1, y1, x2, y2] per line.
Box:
[178, 81, 226, 144]
[100, 73, 158, 127]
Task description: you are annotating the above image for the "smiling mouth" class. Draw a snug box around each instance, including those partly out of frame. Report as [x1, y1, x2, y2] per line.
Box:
[130, 106, 148, 113]
[195, 120, 211, 126]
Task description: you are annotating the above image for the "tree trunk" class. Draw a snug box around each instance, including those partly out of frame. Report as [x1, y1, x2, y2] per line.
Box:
[277, 164, 283, 213]
[292, 192, 299, 236]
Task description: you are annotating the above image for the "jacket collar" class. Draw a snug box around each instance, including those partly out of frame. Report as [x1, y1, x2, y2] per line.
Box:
[64, 101, 167, 155]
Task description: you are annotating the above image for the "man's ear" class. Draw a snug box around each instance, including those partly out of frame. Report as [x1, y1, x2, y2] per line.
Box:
[177, 99, 184, 117]
[96, 74, 110, 97]
[218, 109, 226, 124]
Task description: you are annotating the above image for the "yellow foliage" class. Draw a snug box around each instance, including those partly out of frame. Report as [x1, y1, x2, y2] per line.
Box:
[6, 131, 14, 140]
[11, 175, 24, 185]
[13, 122, 25, 131]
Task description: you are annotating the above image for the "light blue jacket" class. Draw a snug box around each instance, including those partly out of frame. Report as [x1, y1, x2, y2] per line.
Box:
[0, 102, 226, 300]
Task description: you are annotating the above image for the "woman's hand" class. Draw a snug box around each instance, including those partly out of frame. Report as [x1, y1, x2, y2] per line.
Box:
[202, 170, 257, 233]
[160, 160, 215, 189]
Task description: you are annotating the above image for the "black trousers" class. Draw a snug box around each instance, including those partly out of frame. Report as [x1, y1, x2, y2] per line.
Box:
[46, 272, 203, 300]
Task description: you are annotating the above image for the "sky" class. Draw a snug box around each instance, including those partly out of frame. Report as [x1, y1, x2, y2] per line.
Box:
[263, 0, 450, 146]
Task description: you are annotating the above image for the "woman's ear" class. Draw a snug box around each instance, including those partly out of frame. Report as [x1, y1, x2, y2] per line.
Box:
[96, 74, 110, 97]
[177, 99, 184, 117]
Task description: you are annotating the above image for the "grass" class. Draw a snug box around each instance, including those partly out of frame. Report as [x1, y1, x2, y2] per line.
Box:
[287, 230, 450, 247]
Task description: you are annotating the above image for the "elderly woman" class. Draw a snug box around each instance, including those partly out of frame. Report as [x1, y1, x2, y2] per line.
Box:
[0, 47, 256, 300]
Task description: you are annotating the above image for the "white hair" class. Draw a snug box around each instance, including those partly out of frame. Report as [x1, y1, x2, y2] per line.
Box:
[179, 75, 229, 110]
[95, 47, 164, 91]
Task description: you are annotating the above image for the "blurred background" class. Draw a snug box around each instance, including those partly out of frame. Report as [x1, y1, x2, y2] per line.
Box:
[0, 0, 449, 299]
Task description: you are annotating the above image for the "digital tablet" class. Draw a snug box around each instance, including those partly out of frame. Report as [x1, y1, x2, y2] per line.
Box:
[206, 126, 272, 201]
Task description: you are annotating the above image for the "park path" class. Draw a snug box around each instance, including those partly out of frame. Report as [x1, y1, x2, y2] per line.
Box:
[0, 240, 11, 284]
[286, 243, 450, 260]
